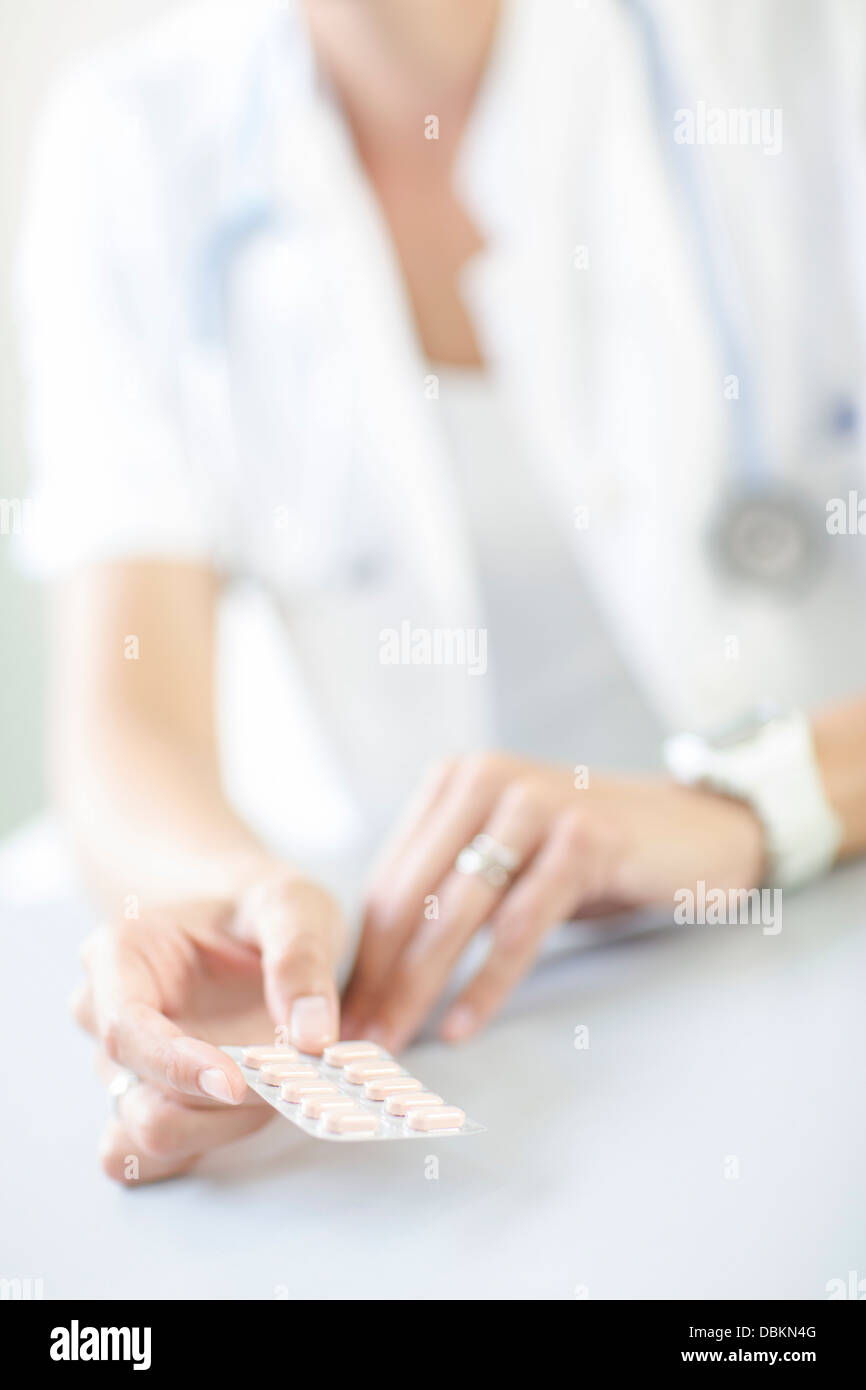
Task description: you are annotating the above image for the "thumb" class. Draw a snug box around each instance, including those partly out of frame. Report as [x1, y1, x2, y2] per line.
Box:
[233, 876, 345, 1053]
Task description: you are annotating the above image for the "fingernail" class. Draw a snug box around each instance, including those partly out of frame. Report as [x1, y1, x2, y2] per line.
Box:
[198, 1067, 235, 1103]
[291, 995, 333, 1052]
[440, 1006, 476, 1043]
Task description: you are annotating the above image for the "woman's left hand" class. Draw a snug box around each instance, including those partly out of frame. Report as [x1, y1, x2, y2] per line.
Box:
[342, 753, 766, 1050]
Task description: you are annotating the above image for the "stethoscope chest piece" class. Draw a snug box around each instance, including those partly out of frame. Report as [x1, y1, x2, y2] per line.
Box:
[709, 482, 828, 597]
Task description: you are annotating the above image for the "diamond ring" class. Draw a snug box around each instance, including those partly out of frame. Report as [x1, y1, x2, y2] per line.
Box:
[455, 833, 520, 889]
[107, 1068, 140, 1115]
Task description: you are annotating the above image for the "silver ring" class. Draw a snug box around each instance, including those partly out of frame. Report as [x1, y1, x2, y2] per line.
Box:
[108, 1068, 139, 1115]
[455, 833, 520, 889]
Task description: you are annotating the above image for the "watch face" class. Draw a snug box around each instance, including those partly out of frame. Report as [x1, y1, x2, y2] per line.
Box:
[708, 705, 783, 751]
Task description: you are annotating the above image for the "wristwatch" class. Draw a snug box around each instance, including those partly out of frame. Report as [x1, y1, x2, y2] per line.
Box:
[663, 707, 843, 890]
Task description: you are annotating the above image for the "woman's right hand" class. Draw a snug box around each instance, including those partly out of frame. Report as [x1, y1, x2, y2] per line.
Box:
[71, 874, 345, 1184]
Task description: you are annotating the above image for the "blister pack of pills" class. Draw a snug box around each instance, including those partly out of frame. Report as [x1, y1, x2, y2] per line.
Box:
[221, 1041, 484, 1143]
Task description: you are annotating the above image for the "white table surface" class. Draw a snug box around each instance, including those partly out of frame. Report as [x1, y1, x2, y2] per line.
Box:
[2, 851, 865, 1301]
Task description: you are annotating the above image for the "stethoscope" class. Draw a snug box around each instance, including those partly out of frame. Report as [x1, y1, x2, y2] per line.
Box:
[627, 0, 848, 595]
[203, 1, 852, 595]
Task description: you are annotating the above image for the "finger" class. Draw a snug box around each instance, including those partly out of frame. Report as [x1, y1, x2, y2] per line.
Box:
[69, 980, 97, 1035]
[99, 1118, 200, 1186]
[96, 1051, 265, 1110]
[344, 756, 508, 1029]
[364, 758, 457, 883]
[117, 1080, 273, 1164]
[86, 925, 247, 1105]
[440, 809, 617, 1040]
[233, 879, 344, 1054]
[360, 779, 548, 1052]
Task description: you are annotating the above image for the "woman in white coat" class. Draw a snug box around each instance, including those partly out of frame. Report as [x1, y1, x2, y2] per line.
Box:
[17, 0, 866, 1180]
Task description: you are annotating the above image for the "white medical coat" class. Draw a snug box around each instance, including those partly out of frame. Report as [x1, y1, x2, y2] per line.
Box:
[16, 0, 866, 879]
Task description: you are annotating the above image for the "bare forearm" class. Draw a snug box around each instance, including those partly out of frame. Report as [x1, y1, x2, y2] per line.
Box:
[54, 709, 284, 910]
[50, 563, 289, 912]
[812, 696, 866, 860]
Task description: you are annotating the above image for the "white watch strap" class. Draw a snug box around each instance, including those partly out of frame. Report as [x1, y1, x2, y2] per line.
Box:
[664, 711, 843, 890]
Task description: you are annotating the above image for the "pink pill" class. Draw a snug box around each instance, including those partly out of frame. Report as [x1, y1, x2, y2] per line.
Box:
[320, 1108, 379, 1135]
[259, 1062, 319, 1084]
[344, 1059, 403, 1084]
[406, 1106, 466, 1132]
[323, 1041, 382, 1067]
[301, 1095, 358, 1119]
[384, 1091, 443, 1117]
[280, 1079, 340, 1103]
[242, 1046, 299, 1068]
[363, 1076, 424, 1101]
